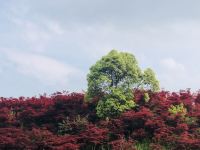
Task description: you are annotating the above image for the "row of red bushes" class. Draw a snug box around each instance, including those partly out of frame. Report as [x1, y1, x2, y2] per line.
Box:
[0, 90, 200, 149]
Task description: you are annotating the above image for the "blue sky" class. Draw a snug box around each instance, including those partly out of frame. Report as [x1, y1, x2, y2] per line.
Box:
[1, 0, 200, 97]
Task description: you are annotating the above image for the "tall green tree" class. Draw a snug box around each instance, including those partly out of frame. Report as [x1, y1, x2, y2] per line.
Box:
[86, 50, 159, 118]
[87, 50, 142, 98]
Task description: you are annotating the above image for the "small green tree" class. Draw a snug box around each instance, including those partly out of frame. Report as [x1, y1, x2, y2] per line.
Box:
[141, 68, 160, 92]
[86, 50, 160, 118]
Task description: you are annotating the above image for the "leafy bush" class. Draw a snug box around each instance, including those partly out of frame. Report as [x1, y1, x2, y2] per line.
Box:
[168, 103, 187, 117]
[109, 138, 135, 150]
[144, 92, 150, 103]
[0, 90, 199, 149]
[96, 88, 135, 118]
[58, 115, 88, 135]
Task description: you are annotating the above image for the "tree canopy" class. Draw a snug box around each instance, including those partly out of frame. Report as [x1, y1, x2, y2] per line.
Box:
[87, 50, 141, 97]
[86, 50, 160, 118]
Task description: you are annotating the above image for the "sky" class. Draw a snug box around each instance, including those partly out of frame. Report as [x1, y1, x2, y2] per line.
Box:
[1, 0, 200, 97]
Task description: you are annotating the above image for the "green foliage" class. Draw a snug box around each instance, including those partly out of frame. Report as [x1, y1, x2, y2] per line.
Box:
[86, 50, 160, 118]
[143, 92, 150, 103]
[194, 128, 200, 134]
[135, 140, 151, 150]
[184, 116, 198, 125]
[87, 50, 142, 98]
[168, 103, 187, 117]
[135, 142, 149, 150]
[135, 140, 168, 150]
[87, 50, 160, 98]
[58, 115, 88, 135]
[142, 68, 160, 92]
[96, 88, 136, 118]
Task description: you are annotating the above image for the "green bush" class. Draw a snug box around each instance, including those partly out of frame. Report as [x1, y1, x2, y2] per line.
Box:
[96, 88, 135, 118]
[168, 103, 187, 117]
[58, 115, 88, 135]
[144, 92, 150, 103]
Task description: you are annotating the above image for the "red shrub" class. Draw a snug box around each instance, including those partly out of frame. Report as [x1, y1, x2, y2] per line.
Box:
[149, 143, 163, 150]
[0, 90, 199, 148]
[78, 124, 109, 149]
[109, 138, 135, 150]
[0, 128, 32, 149]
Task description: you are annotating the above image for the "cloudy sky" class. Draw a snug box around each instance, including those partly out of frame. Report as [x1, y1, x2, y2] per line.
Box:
[1, 0, 200, 97]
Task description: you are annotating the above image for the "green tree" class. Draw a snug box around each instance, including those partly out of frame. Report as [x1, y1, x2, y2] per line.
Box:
[96, 88, 135, 118]
[141, 68, 160, 92]
[87, 50, 142, 98]
[86, 50, 160, 118]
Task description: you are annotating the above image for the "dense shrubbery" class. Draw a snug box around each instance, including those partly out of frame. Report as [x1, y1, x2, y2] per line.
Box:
[0, 90, 200, 149]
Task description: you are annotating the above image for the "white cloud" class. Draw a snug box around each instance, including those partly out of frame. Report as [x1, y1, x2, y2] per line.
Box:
[160, 58, 185, 72]
[22, 21, 50, 42]
[7, 3, 65, 53]
[158, 58, 189, 91]
[11, 18, 65, 52]
[5, 51, 80, 86]
[3, 0, 200, 94]
[46, 20, 65, 35]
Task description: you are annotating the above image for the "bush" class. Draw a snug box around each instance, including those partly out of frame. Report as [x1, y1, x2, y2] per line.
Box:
[168, 103, 187, 117]
[0, 90, 199, 148]
[96, 88, 135, 118]
[144, 92, 150, 103]
[58, 115, 88, 135]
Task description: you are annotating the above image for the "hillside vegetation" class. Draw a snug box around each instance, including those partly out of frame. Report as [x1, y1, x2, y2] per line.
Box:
[0, 90, 200, 149]
[0, 50, 198, 150]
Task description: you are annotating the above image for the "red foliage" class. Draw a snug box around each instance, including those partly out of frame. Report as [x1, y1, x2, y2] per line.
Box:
[149, 143, 163, 150]
[109, 138, 135, 150]
[78, 124, 109, 149]
[0, 128, 32, 149]
[0, 90, 199, 149]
